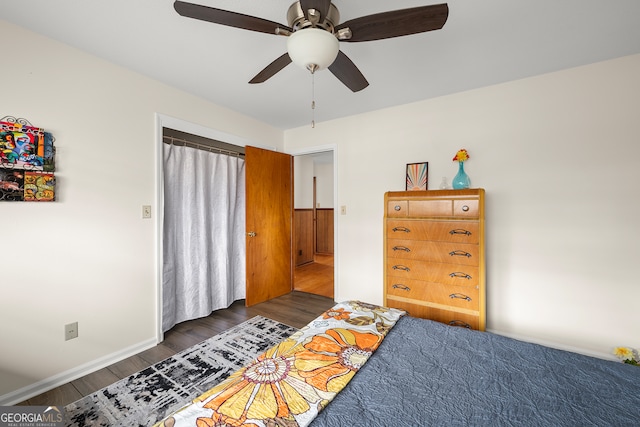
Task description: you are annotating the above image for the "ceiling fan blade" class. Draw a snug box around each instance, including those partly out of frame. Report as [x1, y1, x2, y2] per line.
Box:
[299, 0, 331, 22]
[328, 51, 369, 92]
[249, 53, 292, 84]
[174, 1, 291, 35]
[336, 4, 449, 42]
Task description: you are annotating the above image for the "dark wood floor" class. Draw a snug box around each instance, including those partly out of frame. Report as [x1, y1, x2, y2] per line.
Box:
[19, 291, 335, 407]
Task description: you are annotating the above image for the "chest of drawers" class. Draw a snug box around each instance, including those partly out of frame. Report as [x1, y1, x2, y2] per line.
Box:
[383, 189, 486, 330]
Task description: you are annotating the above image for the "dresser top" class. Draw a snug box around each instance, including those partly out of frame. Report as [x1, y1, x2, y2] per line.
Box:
[385, 189, 485, 199]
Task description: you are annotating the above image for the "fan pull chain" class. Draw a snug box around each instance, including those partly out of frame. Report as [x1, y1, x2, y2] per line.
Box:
[311, 69, 316, 128]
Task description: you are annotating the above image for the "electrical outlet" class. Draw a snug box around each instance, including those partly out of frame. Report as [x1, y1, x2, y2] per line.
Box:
[142, 205, 152, 219]
[65, 322, 78, 341]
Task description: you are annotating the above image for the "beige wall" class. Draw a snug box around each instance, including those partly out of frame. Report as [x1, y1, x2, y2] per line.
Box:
[285, 53, 640, 360]
[294, 155, 314, 209]
[0, 21, 282, 403]
[314, 161, 334, 209]
[293, 155, 334, 209]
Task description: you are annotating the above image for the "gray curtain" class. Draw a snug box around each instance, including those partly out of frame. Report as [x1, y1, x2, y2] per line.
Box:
[162, 144, 246, 332]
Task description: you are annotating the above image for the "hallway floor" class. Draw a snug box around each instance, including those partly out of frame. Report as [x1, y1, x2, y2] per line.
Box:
[293, 254, 334, 299]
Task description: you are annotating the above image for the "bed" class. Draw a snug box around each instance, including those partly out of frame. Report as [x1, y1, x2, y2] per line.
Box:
[154, 301, 640, 427]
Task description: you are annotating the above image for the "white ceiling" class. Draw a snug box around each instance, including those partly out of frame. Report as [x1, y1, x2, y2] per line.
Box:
[3, 0, 640, 130]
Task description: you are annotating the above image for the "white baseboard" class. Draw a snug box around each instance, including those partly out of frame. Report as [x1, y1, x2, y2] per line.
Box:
[0, 338, 158, 406]
[486, 328, 615, 362]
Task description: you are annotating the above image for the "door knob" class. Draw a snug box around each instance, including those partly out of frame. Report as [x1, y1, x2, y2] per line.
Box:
[247, 231, 257, 237]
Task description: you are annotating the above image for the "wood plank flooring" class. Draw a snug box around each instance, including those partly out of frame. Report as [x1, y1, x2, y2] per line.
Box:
[294, 254, 334, 298]
[18, 291, 335, 407]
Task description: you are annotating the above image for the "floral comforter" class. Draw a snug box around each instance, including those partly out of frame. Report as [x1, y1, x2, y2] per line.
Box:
[154, 301, 405, 427]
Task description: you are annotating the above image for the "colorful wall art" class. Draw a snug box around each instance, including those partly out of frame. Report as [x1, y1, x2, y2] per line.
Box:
[406, 162, 428, 191]
[0, 117, 56, 201]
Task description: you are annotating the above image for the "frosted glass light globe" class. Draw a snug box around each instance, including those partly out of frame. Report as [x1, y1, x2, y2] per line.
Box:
[287, 28, 339, 71]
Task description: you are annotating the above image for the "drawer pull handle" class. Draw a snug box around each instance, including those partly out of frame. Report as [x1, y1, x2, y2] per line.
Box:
[392, 227, 411, 233]
[448, 320, 472, 329]
[461, 205, 470, 212]
[393, 284, 411, 291]
[394, 205, 402, 211]
[449, 272, 472, 280]
[449, 229, 472, 236]
[449, 250, 472, 258]
[392, 246, 411, 252]
[392, 265, 411, 272]
[449, 293, 472, 302]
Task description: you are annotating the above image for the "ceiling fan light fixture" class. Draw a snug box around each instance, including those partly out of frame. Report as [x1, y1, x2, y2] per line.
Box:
[287, 28, 339, 72]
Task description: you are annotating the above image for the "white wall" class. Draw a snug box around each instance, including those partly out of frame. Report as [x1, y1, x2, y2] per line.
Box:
[315, 161, 334, 208]
[0, 21, 283, 404]
[293, 155, 314, 209]
[294, 154, 334, 209]
[285, 54, 640, 360]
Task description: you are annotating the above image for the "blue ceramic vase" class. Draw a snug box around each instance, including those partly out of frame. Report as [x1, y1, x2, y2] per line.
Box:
[452, 161, 470, 189]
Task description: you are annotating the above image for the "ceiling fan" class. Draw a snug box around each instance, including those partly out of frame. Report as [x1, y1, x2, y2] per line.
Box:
[174, 1, 449, 93]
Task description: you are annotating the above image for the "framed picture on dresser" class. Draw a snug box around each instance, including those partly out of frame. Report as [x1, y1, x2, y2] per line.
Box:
[406, 162, 428, 191]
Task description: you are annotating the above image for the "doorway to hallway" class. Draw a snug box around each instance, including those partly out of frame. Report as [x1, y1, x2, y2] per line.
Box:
[292, 150, 336, 300]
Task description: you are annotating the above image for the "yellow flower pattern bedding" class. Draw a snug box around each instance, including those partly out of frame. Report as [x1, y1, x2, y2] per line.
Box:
[154, 301, 405, 427]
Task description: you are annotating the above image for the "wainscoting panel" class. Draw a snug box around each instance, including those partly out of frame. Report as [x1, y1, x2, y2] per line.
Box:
[294, 209, 314, 266]
[316, 208, 334, 254]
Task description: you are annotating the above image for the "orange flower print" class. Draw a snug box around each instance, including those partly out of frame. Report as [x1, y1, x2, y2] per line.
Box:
[199, 338, 323, 422]
[295, 328, 382, 393]
[195, 412, 258, 427]
[322, 307, 351, 321]
[349, 301, 388, 317]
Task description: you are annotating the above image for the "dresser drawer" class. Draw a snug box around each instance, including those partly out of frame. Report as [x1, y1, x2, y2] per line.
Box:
[387, 200, 409, 217]
[387, 220, 479, 243]
[387, 197, 480, 219]
[408, 199, 453, 217]
[387, 258, 479, 287]
[453, 199, 479, 218]
[386, 299, 480, 330]
[387, 239, 479, 266]
[386, 277, 479, 310]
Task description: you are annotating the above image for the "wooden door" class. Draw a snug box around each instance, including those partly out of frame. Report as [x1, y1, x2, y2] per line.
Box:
[245, 146, 293, 306]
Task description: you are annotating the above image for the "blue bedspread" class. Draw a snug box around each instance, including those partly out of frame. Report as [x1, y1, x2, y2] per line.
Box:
[311, 316, 640, 426]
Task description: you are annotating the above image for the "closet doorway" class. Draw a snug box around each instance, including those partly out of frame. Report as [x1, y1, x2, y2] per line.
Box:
[156, 117, 293, 339]
[161, 128, 248, 332]
[293, 151, 335, 299]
